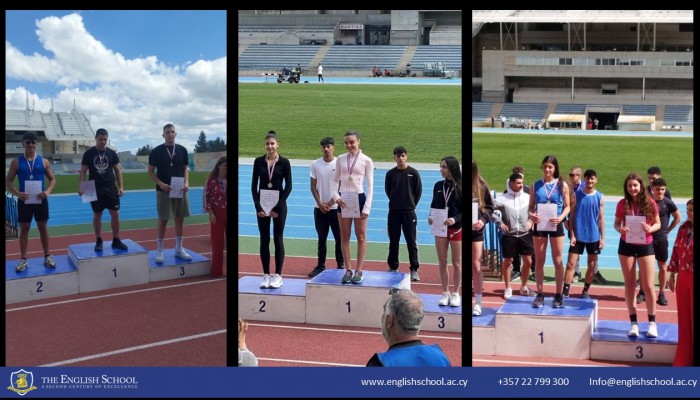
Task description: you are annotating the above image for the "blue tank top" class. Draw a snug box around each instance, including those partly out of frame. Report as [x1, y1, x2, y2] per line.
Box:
[533, 178, 564, 215]
[574, 190, 603, 242]
[17, 154, 46, 192]
[377, 343, 451, 367]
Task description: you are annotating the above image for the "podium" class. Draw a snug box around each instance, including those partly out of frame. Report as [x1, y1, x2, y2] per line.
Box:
[6, 255, 79, 304]
[68, 239, 150, 292]
[7, 240, 211, 305]
[305, 270, 410, 328]
[472, 307, 497, 355]
[590, 320, 678, 363]
[495, 296, 597, 359]
[239, 276, 307, 323]
[419, 293, 462, 333]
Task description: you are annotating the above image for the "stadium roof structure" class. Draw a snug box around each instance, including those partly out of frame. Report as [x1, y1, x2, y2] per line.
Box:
[472, 10, 693, 24]
[6, 108, 95, 143]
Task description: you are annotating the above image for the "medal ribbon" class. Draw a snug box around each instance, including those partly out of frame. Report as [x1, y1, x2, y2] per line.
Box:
[267, 155, 278, 186]
[26, 157, 36, 179]
[542, 178, 558, 202]
[346, 151, 360, 179]
[443, 181, 454, 206]
[166, 145, 176, 165]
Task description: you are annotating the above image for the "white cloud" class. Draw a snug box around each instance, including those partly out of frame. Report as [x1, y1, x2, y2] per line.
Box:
[5, 13, 227, 155]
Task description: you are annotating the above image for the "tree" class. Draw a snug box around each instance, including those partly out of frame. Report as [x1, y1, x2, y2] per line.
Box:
[136, 144, 152, 156]
[194, 130, 209, 153]
[207, 137, 227, 152]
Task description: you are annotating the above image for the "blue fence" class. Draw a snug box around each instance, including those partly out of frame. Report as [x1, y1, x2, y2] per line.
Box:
[5, 191, 19, 238]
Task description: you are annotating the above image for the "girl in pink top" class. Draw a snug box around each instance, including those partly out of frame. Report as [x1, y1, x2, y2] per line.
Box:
[331, 130, 374, 283]
[614, 173, 660, 338]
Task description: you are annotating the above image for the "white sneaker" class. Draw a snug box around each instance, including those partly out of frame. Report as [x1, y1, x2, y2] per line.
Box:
[520, 286, 533, 296]
[472, 303, 482, 316]
[260, 274, 271, 288]
[155, 250, 164, 263]
[503, 287, 513, 300]
[450, 293, 461, 307]
[438, 291, 450, 306]
[269, 274, 283, 288]
[628, 323, 639, 337]
[175, 248, 192, 261]
[646, 322, 658, 338]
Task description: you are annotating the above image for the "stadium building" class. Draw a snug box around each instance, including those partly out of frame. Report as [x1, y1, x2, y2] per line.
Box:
[238, 10, 462, 78]
[472, 10, 693, 131]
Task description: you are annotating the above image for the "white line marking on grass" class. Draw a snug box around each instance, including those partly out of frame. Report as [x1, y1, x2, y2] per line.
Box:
[6, 278, 225, 312]
[40, 329, 226, 366]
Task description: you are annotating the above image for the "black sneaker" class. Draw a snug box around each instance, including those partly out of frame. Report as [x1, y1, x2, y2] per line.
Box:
[593, 271, 607, 284]
[308, 266, 326, 278]
[636, 290, 645, 304]
[510, 271, 521, 281]
[552, 294, 564, 308]
[111, 238, 128, 250]
[532, 293, 545, 308]
[94, 238, 103, 252]
[410, 270, 420, 281]
[337, 265, 344, 269]
[657, 291, 668, 306]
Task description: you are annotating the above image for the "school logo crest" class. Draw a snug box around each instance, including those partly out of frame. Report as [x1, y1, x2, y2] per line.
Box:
[7, 369, 37, 396]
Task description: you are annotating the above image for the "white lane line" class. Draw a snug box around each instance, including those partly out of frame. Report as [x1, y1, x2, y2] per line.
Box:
[472, 358, 601, 367]
[40, 329, 227, 366]
[258, 357, 362, 367]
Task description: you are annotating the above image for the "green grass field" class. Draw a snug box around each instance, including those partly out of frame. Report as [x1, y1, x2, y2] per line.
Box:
[472, 132, 693, 197]
[44, 171, 211, 195]
[238, 83, 461, 163]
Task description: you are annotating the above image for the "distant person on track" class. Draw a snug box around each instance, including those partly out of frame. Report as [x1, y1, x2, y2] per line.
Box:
[148, 123, 192, 264]
[385, 146, 422, 281]
[614, 173, 660, 338]
[668, 198, 693, 366]
[238, 318, 258, 367]
[429, 157, 465, 310]
[366, 289, 451, 367]
[331, 130, 374, 284]
[307, 137, 344, 278]
[5, 132, 57, 272]
[204, 156, 227, 278]
[636, 178, 681, 306]
[562, 169, 605, 300]
[252, 131, 292, 289]
[78, 128, 128, 252]
[528, 155, 571, 309]
[317, 64, 324, 83]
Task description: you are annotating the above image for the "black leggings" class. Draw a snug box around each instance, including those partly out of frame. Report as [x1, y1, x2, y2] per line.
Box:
[257, 202, 287, 275]
[314, 208, 343, 268]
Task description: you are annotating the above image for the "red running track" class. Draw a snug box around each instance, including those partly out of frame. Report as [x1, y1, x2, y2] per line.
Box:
[5, 224, 227, 366]
[238, 254, 463, 366]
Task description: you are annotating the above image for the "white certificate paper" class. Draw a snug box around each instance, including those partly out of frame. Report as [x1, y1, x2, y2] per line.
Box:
[430, 208, 448, 237]
[169, 177, 185, 198]
[24, 180, 42, 204]
[536, 203, 558, 232]
[80, 180, 98, 203]
[259, 189, 280, 216]
[340, 191, 361, 218]
[625, 216, 647, 245]
[472, 202, 478, 224]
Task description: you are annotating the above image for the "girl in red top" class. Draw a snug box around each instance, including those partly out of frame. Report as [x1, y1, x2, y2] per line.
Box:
[668, 198, 693, 366]
[204, 156, 227, 277]
[614, 173, 660, 338]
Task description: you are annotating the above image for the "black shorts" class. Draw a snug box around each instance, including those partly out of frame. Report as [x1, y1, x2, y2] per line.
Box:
[338, 192, 366, 216]
[652, 238, 669, 262]
[18, 199, 49, 223]
[472, 230, 484, 242]
[532, 222, 565, 237]
[501, 234, 534, 258]
[569, 241, 601, 255]
[618, 239, 655, 258]
[91, 185, 121, 213]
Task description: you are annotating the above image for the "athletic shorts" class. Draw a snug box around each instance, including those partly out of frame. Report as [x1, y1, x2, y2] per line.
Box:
[618, 239, 654, 258]
[18, 199, 49, 223]
[91, 185, 120, 212]
[156, 190, 191, 219]
[569, 241, 601, 255]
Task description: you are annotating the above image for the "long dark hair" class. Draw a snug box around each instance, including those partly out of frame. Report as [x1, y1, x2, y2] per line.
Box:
[443, 156, 462, 202]
[623, 172, 655, 220]
[208, 156, 227, 180]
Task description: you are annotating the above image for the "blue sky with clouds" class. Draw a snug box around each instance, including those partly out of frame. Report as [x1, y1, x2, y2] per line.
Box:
[6, 10, 227, 155]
